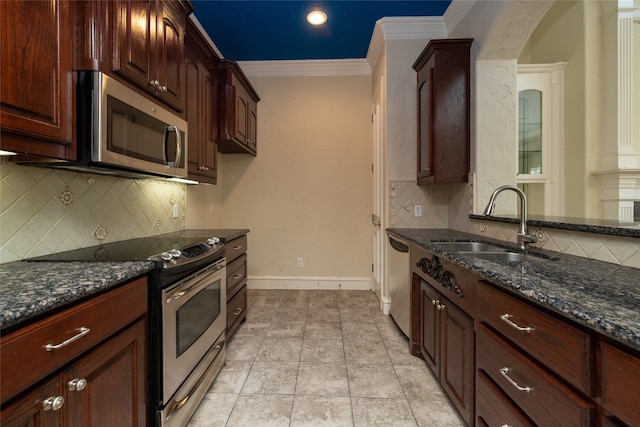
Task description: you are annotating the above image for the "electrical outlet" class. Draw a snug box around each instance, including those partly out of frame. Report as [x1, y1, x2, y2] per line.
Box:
[297, 258, 304, 268]
[414, 205, 422, 217]
[172, 204, 179, 218]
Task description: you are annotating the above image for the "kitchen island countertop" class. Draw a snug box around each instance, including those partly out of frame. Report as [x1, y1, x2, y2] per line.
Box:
[387, 228, 640, 351]
[0, 229, 249, 333]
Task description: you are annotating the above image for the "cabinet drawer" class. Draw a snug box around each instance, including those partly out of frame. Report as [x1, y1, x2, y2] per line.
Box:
[225, 235, 247, 264]
[600, 342, 640, 426]
[227, 285, 247, 338]
[478, 281, 592, 394]
[476, 370, 533, 427]
[477, 324, 594, 427]
[1, 278, 147, 404]
[227, 254, 247, 300]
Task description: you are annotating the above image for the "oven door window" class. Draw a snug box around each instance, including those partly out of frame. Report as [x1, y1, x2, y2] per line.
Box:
[176, 279, 221, 357]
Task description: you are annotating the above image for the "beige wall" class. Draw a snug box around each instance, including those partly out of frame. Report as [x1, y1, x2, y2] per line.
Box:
[187, 74, 373, 280]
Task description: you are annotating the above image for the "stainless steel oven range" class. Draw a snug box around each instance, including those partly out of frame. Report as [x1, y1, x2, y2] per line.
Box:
[148, 242, 226, 427]
[27, 232, 227, 427]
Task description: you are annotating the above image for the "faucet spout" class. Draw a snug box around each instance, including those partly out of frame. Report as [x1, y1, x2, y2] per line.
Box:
[483, 185, 537, 251]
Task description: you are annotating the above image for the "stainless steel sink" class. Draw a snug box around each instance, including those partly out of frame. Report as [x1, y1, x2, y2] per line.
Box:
[435, 241, 507, 252]
[464, 251, 532, 263]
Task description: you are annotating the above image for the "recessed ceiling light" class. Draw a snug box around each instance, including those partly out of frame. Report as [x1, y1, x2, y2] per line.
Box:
[307, 9, 327, 26]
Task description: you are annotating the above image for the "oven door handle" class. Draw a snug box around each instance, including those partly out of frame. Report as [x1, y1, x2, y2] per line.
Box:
[165, 265, 224, 304]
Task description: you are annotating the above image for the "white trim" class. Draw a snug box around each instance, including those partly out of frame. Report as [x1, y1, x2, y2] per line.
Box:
[443, 0, 477, 35]
[247, 276, 372, 291]
[237, 59, 371, 77]
[367, 16, 447, 68]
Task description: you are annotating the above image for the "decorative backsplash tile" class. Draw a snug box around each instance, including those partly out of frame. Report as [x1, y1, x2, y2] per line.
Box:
[389, 181, 449, 228]
[0, 160, 185, 263]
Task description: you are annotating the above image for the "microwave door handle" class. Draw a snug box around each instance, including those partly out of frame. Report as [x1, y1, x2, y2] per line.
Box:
[163, 125, 181, 167]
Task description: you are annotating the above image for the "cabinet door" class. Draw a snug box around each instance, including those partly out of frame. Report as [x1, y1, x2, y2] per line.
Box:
[416, 65, 434, 182]
[0, 0, 74, 159]
[420, 280, 440, 376]
[440, 298, 474, 424]
[202, 71, 218, 178]
[234, 85, 250, 146]
[156, 0, 185, 111]
[64, 319, 146, 427]
[186, 56, 202, 176]
[112, 0, 155, 91]
[247, 101, 258, 153]
[0, 376, 63, 427]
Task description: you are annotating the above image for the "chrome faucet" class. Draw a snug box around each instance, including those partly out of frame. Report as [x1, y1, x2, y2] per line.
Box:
[483, 185, 537, 251]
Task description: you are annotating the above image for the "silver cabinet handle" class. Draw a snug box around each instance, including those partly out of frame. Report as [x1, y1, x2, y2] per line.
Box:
[431, 299, 438, 306]
[45, 327, 90, 351]
[43, 396, 64, 411]
[68, 378, 87, 391]
[233, 245, 243, 251]
[499, 367, 532, 393]
[437, 302, 446, 311]
[233, 273, 244, 280]
[233, 307, 243, 315]
[500, 314, 533, 333]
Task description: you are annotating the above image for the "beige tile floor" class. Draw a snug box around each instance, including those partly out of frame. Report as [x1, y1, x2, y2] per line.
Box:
[187, 289, 465, 427]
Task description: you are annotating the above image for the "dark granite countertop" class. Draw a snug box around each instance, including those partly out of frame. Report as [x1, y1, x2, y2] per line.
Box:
[387, 228, 640, 351]
[0, 229, 249, 333]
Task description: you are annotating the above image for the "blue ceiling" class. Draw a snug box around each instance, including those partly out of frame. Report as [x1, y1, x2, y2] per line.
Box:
[191, 1, 452, 61]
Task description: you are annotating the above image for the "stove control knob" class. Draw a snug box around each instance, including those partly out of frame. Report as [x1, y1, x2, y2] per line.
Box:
[161, 252, 173, 261]
[208, 237, 220, 245]
[170, 249, 181, 258]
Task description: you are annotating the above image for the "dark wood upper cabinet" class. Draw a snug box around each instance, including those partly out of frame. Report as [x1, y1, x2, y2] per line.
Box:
[185, 19, 218, 184]
[110, 0, 192, 112]
[413, 38, 472, 184]
[216, 60, 260, 155]
[0, 0, 75, 160]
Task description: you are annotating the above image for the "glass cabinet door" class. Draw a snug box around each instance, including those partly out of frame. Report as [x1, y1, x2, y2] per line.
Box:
[516, 63, 565, 217]
[518, 89, 543, 176]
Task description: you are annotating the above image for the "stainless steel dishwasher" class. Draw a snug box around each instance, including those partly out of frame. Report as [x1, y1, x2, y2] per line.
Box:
[388, 235, 410, 337]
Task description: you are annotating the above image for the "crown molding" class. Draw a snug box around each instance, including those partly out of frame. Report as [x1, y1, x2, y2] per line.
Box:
[443, 0, 477, 35]
[237, 59, 371, 77]
[366, 16, 447, 69]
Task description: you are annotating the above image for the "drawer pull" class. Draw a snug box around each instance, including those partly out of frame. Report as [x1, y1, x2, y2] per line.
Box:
[233, 245, 243, 250]
[500, 314, 533, 333]
[233, 273, 244, 280]
[68, 378, 87, 392]
[499, 367, 532, 393]
[43, 395, 64, 411]
[233, 307, 243, 316]
[45, 327, 90, 351]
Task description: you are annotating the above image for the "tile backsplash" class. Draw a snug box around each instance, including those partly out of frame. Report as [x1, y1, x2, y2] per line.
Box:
[389, 181, 449, 228]
[0, 160, 185, 263]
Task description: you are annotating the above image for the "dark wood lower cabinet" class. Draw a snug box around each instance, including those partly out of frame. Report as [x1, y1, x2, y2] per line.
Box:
[0, 376, 63, 427]
[1, 278, 147, 427]
[419, 278, 474, 425]
[64, 320, 146, 427]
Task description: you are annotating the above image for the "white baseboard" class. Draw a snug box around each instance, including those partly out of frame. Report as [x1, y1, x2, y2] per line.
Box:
[247, 276, 373, 291]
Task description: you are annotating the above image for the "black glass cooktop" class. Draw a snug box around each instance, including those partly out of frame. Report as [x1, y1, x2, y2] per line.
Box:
[26, 233, 221, 263]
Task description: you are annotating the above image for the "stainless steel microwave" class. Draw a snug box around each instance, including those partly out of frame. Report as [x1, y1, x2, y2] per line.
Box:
[23, 71, 188, 180]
